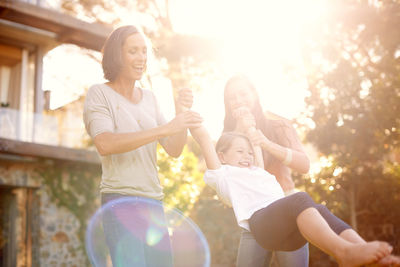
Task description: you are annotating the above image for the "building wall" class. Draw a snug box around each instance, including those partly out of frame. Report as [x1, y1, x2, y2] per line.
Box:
[39, 186, 86, 267]
[0, 160, 97, 267]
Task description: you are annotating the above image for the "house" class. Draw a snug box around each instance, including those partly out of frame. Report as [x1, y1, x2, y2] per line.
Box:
[0, 1, 112, 266]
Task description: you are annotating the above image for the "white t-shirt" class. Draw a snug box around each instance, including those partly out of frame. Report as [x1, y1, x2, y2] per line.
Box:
[204, 165, 285, 231]
[83, 83, 167, 200]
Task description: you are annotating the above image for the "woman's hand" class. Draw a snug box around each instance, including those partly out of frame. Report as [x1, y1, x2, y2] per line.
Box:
[248, 129, 269, 147]
[233, 107, 256, 133]
[167, 110, 203, 135]
[176, 88, 194, 112]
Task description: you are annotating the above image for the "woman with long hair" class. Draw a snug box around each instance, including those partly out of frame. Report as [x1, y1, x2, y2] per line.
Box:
[222, 74, 310, 266]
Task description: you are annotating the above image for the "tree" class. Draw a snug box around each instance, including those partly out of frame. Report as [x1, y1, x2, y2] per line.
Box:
[157, 144, 205, 214]
[299, 0, 400, 261]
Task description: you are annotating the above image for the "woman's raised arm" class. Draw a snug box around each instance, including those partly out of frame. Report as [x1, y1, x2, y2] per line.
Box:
[160, 88, 200, 157]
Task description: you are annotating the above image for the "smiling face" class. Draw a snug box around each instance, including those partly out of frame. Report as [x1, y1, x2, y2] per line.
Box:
[119, 33, 147, 81]
[218, 136, 255, 168]
[225, 79, 257, 112]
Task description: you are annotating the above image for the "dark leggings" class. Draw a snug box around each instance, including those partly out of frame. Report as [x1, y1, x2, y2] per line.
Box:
[249, 192, 351, 252]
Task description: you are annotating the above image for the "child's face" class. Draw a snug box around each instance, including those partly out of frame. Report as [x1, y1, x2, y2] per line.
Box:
[219, 137, 254, 168]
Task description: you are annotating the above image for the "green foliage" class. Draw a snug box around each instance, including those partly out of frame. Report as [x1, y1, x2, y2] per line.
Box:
[300, 0, 400, 261]
[36, 161, 101, 262]
[302, 1, 400, 159]
[157, 144, 206, 214]
[189, 186, 240, 266]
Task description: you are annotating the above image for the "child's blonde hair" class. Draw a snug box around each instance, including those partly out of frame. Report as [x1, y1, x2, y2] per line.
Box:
[215, 132, 253, 153]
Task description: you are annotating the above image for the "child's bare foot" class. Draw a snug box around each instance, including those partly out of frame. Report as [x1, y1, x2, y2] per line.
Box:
[337, 241, 392, 267]
[375, 255, 400, 266]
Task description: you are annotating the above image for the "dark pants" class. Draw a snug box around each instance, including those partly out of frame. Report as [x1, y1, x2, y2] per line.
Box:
[101, 193, 173, 267]
[249, 192, 351, 251]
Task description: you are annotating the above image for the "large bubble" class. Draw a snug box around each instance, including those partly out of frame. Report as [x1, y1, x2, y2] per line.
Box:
[85, 197, 210, 267]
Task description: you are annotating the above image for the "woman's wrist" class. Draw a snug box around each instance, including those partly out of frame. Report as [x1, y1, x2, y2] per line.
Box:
[260, 139, 293, 166]
[175, 105, 185, 114]
[282, 148, 293, 165]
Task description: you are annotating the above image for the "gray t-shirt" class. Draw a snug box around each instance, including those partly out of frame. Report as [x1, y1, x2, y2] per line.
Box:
[83, 83, 167, 200]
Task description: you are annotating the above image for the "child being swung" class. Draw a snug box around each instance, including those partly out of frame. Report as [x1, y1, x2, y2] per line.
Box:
[189, 124, 400, 267]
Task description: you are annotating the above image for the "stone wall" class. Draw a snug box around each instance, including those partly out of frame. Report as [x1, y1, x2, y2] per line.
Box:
[0, 159, 99, 267]
[39, 188, 86, 267]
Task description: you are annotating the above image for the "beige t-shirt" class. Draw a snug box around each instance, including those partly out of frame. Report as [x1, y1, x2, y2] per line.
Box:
[83, 83, 167, 200]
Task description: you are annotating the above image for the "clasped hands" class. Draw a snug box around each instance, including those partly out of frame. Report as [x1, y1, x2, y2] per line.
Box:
[168, 88, 203, 134]
[233, 107, 270, 148]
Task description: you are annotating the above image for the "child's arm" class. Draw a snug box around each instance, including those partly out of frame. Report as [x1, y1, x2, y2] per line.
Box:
[189, 126, 221, 170]
[233, 107, 265, 169]
[247, 128, 265, 169]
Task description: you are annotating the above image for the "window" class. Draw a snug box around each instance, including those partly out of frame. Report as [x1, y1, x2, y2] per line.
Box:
[0, 41, 37, 141]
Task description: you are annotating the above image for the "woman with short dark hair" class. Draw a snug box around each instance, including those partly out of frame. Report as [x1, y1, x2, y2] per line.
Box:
[83, 25, 202, 266]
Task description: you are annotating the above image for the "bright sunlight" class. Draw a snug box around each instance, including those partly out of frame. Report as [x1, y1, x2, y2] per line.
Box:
[44, 0, 329, 139]
[171, 0, 329, 137]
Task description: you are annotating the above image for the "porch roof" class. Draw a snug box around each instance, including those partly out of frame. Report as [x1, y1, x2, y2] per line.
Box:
[0, 1, 112, 51]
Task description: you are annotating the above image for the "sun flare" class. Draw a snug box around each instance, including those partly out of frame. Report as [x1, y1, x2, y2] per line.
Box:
[170, 0, 329, 138]
[44, 0, 330, 139]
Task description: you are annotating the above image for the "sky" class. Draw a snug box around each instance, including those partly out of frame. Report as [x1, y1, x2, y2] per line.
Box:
[42, 0, 329, 140]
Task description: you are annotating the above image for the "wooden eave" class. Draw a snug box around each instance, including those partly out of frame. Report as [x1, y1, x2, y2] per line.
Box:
[0, 1, 112, 51]
[0, 138, 100, 165]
